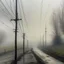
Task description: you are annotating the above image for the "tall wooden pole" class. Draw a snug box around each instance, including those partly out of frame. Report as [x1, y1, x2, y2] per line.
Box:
[11, 0, 21, 64]
[15, 0, 18, 64]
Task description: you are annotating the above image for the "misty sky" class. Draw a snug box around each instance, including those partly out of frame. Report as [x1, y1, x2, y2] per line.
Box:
[0, 0, 62, 49]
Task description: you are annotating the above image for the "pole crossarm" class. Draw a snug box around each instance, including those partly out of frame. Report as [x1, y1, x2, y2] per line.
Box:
[11, 19, 22, 21]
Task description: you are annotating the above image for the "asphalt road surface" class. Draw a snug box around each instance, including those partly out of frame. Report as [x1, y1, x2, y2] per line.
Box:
[0, 49, 23, 64]
[18, 51, 37, 64]
[0, 48, 64, 64]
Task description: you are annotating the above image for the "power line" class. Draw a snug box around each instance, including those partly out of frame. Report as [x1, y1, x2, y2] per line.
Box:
[20, 21, 24, 33]
[0, 0, 13, 18]
[0, 3, 11, 19]
[10, 0, 14, 15]
[0, 0, 14, 26]
[18, 0, 24, 32]
[18, 21, 23, 34]
[5, 0, 15, 16]
[0, 20, 13, 30]
[19, 0, 28, 32]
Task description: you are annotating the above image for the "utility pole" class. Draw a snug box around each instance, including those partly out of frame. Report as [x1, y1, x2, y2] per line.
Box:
[43, 35, 44, 48]
[45, 25, 47, 47]
[23, 33, 25, 64]
[27, 40, 29, 50]
[15, 0, 18, 64]
[11, 0, 21, 64]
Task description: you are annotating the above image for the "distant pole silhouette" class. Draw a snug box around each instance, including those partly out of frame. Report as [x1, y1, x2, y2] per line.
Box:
[23, 33, 25, 64]
[27, 40, 29, 50]
[43, 35, 44, 48]
[45, 25, 47, 47]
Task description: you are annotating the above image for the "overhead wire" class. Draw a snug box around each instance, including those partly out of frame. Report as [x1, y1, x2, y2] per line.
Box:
[5, 0, 15, 26]
[19, 0, 28, 32]
[0, 0, 23, 41]
[0, 5, 11, 19]
[0, 0, 13, 18]
[0, 6, 14, 27]
[18, 0, 29, 40]
[18, 0, 24, 33]
[10, 0, 15, 16]
[17, 0, 23, 37]
[0, 0, 14, 26]
[5, 0, 15, 16]
[18, 22, 23, 37]
[0, 20, 13, 30]
[0, 1, 12, 19]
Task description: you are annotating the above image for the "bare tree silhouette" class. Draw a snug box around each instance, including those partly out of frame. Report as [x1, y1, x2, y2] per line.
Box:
[52, 10, 62, 45]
